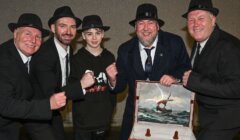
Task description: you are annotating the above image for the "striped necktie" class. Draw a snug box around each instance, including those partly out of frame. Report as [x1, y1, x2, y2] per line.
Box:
[144, 47, 154, 78]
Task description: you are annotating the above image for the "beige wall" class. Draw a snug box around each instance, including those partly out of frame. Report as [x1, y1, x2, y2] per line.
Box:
[1, 0, 239, 125]
[1, 0, 240, 53]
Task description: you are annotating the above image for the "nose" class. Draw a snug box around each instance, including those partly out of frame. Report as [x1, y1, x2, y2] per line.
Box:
[193, 19, 200, 27]
[92, 34, 97, 40]
[66, 27, 71, 34]
[143, 23, 148, 30]
[31, 36, 37, 44]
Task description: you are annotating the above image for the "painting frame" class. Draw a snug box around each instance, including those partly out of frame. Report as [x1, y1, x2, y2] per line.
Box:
[129, 80, 196, 140]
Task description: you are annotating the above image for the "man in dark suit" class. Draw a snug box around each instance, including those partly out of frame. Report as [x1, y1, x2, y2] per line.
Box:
[0, 13, 66, 140]
[31, 6, 95, 140]
[182, 0, 240, 140]
[106, 3, 191, 140]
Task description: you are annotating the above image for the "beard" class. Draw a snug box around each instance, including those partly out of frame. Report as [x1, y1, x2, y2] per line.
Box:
[138, 35, 157, 47]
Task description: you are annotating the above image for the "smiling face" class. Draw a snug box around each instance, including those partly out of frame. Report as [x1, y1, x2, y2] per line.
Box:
[14, 27, 42, 56]
[82, 28, 104, 49]
[135, 19, 159, 48]
[187, 10, 216, 42]
[51, 17, 77, 46]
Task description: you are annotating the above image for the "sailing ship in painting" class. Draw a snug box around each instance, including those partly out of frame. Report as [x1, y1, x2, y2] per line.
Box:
[156, 93, 173, 113]
[136, 83, 193, 126]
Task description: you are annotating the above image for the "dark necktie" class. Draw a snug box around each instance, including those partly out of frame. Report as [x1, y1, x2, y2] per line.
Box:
[193, 43, 201, 68]
[144, 47, 154, 78]
[25, 60, 29, 73]
[65, 54, 69, 84]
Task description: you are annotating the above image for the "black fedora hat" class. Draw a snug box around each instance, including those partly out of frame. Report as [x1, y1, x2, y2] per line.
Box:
[78, 15, 110, 33]
[48, 6, 82, 28]
[8, 13, 50, 37]
[182, 0, 219, 18]
[129, 3, 164, 27]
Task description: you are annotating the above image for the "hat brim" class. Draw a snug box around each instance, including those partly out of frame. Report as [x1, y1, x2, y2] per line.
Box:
[182, 8, 219, 18]
[8, 23, 50, 37]
[129, 18, 165, 27]
[77, 26, 110, 33]
[48, 15, 82, 28]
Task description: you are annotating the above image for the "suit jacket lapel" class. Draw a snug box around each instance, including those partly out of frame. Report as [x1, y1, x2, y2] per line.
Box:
[50, 37, 73, 88]
[193, 26, 220, 71]
[49, 38, 63, 89]
[9, 41, 30, 77]
[151, 32, 166, 79]
[190, 42, 197, 60]
[197, 26, 219, 66]
[128, 41, 146, 80]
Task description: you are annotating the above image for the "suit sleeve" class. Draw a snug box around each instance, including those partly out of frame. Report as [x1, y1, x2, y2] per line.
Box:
[32, 49, 59, 97]
[112, 45, 128, 93]
[63, 55, 85, 100]
[169, 36, 191, 80]
[0, 59, 52, 120]
[187, 42, 240, 98]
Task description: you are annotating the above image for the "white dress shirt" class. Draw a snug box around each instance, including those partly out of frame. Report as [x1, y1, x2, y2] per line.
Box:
[139, 35, 158, 70]
[191, 39, 208, 67]
[54, 37, 70, 86]
[17, 49, 31, 73]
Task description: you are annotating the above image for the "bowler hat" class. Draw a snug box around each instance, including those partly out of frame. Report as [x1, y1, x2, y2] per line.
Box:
[78, 15, 110, 33]
[182, 0, 219, 18]
[48, 6, 82, 27]
[129, 3, 164, 27]
[8, 13, 50, 37]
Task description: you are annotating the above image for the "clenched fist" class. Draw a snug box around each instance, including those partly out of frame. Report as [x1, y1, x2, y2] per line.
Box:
[106, 63, 118, 87]
[80, 70, 95, 89]
[50, 92, 66, 110]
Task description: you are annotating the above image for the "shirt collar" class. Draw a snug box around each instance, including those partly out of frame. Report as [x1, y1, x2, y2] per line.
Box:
[54, 37, 70, 58]
[199, 38, 209, 48]
[16, 48, 31, 63]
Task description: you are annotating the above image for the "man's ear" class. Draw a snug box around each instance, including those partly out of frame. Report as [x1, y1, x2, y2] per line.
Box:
[50, 24, 55, 34]
[82, 32, 85, 40]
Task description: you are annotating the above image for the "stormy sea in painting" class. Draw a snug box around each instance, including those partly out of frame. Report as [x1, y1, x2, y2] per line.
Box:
[137, 107, 190, 126]
[135, 82, 194, 127]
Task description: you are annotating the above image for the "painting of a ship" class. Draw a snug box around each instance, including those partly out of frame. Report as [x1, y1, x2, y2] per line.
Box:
[135, 81, 193, 126]
[156, 92, 173, 113]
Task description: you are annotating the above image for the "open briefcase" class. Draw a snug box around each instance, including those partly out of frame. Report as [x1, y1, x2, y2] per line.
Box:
[129, 81, 196, 140]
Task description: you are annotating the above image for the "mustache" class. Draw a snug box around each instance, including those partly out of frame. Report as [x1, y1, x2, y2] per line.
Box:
[62, 33, 73, 37]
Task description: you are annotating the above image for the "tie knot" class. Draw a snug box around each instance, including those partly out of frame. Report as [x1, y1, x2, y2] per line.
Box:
[144, 47, 154, 56]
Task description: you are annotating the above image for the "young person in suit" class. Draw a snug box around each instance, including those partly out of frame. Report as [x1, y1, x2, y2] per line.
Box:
[106, 3, 191, 140]
[182, 0, 240, 140]
[31, 6, 95, 140]
[69, 15, 116, 140]
[0, 13, 66, 140]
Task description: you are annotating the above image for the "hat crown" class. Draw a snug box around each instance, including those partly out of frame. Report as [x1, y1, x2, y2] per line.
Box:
[182, 0, 219, 18]
[135, 3, 158, 20]
[82, 15, 103, 29]
[53, 6, 75, 18]
[78, 15, 110, 33]
[48, 6, 81, 27]
[188, 0, 214, 11]
[17, 13, 43, 28]
[129, 3, 164, 27]
[8, 13, 49, 37]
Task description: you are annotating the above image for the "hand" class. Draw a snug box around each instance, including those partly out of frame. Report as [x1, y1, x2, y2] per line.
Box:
[106, 63, 118, 87]
[159, 75, 178, 86]
[182, 70, 192, 86]
[80, 70, 95, 89]
[50, 92, 66, 110]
